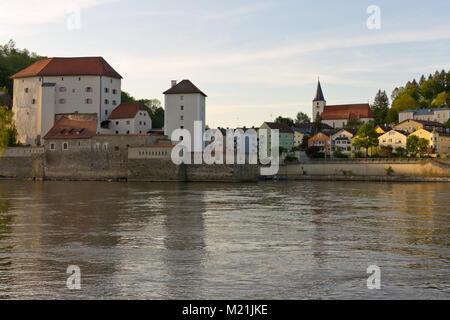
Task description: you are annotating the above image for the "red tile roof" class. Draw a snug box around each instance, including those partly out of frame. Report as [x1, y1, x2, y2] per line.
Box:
[321, 104, 373, 120]
[11, 57, 122, 79]
[163, 79, 207, 97]
[108, 102, 147, 120]
[44, 117, 97, 140]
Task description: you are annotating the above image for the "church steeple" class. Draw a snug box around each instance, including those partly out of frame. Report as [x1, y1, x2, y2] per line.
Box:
[313, 80, 325, 102]
[312, 79, 326, 122]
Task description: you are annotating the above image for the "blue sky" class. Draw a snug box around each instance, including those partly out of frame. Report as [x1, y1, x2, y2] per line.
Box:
[1, 0, 450, 127]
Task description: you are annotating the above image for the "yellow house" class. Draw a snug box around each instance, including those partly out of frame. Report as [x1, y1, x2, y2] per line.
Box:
[378, 130, 408, 152]
[293, 128, 305, 147]
[409, 128, 450, 156]
[410, 128, 435, 150]
[395, 119, 446, 134]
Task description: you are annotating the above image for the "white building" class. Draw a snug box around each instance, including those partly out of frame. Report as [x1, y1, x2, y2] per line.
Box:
[312, 80, 374, 128]
[163, 80, 206, 150]
[399, 107, 450, 124]
[330, 128, 357, 156]
[11, 57, 122, 145]
[105, 102, 152, 134]
[378, 130, 409, 151]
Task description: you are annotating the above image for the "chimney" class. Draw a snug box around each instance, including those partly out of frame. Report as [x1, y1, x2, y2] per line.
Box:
[171, 80, 177, 87]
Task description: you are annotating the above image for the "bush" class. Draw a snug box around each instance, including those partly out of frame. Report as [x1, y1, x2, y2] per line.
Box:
[385, 166, 395, 176]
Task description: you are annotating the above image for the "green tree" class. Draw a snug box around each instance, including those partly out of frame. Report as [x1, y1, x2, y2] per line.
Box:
[275, 116, 294, 127]
[0, 106, 17, 153]
[352, 123, 379, 157]
[446, 119, 450, 129]
[371, 89, 389, 125]
[432, 91, 448, 107]
[407, 135, 429, 157]
[385, 108, 399, 123]
[420, 79, 440, 101]
[392, 94, 421, 112]
[295, 112, 311, 124]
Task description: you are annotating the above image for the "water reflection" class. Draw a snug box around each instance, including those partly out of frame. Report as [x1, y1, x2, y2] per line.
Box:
[0, 180, 448, 299]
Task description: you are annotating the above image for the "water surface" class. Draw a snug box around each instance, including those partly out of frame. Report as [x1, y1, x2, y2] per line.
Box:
[0, 180, 448, 299]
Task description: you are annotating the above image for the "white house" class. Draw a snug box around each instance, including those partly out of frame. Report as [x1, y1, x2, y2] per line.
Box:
[163, 80, 206, 150]
[378, 130, 409, 151]
[105, 102, 152, 134]
[399, 107, 450, 124]
[11, 57, 122, 145]
[330, 128, 357, 156]
[312, 80, 374, 128]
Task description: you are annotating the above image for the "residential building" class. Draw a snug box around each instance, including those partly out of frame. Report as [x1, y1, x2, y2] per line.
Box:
[330, 128, 358, 156]
[293, 128, 305, 147]
[410, 128, 450, 156]
[163, 80, 206, 151]
[375, 125, 392, 135]
[11, 57, 122, 145]
[103, 102, 152, 134]
[399, 107, 450, 124]
[378, 130, 409, 151]
[394, 119, 446, 134]
[308, 131, 331, 156]
[312, 80, 374, 128]
[259, 122, 294, 151]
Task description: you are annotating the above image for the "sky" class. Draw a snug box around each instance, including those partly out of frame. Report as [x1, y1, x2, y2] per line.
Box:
[1, 0, 450, 128]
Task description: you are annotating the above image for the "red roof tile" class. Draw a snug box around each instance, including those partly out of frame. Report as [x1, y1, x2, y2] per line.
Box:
[11, 57, 122, 79]
[44, 117, 97, 140]
[321, 104, 373, 120]
[108, 102, 147, 120]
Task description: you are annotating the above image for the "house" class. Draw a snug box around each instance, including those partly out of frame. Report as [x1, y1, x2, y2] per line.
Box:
[312, 80, 374, 128]
[375, 125, 391, 135]
[394, 119, 446, 134]
[11, 57, 122, 145]
[330, 128, 358, 156]
[399, 107, 450, 124]
[103, 102, 152, 134]
[259, 122, 294, 151]
[293, 128, 305, 147]
[308, 131, 331, 156]
[163, 79, 206, 151]
[378, 129, 409, 151]
[410, 128, 450, 156]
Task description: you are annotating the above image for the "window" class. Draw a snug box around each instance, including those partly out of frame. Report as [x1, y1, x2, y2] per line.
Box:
[86, 98, 93, 104]
[126, 130, 130, 134]
[50, 143, 55, 150]
[86, 87, 93, 92]
[59, 87, 66, 92]
[181, 106, 184, 110]
[59, 99, 66, 104]
[115, 121, 119, 125]
[113, 89, 117, 94]
[181, 126, 184, 129]
[105, 109, 108, 115]
[112, 100, 117, 105]
[115, 130, 119, 134]
[126, 120, 130, 125]
[105, 88, 109, 93]
[61, 77, 64, 81]
[32, 99, 36, 104]
[78, 77, 81, 81]
[63, 142, 69, 150]
[139, 121, 142, 125]
[104, 99, 109, 104]
[181, 96, 184, 100]
[181, 115, 184, 120]
[114, 146, 119, 151]
[25, 88, 29, 93]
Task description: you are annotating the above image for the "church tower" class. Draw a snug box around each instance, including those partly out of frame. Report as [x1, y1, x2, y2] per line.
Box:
[312, 80, 326, 121]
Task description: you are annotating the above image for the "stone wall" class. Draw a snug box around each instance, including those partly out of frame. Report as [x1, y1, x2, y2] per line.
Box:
[0, 147, 45, 179]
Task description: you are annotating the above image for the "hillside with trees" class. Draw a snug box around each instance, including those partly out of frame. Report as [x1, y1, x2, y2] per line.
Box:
[372, 70, 450, 125]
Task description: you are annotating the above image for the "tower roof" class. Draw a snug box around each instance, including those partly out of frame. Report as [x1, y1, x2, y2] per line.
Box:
[163, 79, 207, 97]
[313, 80, 325, 102]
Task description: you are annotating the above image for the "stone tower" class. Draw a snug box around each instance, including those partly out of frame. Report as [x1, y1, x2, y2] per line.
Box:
[312, 80, 326, 121]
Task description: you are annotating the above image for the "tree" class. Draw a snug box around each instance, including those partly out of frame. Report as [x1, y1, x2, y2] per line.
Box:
[446, 119, 450, 129]
[0, 106, 17, 152]
[420, 79, 439, 101]
[385, 108, 399, 124]
[275, 116, 294, 127]
[407, 135, 429, 157]
[352, 123, 379, 157]
[120, 91, 164, 129]
[312, 113, 322, 134]
[121, 91, 135, 103]
[392, 94, 421, 112]
[371, 90, 389, 125]
[295, 112, 310, 124]
[432, 91, 448, 107]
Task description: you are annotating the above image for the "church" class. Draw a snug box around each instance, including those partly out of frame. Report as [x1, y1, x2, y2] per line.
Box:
[312, 81, 374, 128]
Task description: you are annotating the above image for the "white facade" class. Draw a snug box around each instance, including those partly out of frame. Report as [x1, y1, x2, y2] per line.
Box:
[399, 108, 450, 124]
[107, 110, 152, 134]
[12, 75, 121, 145]
[330, 129, 354, 155]
[164, 81, 206, 151]
[378, 130, 408, 151]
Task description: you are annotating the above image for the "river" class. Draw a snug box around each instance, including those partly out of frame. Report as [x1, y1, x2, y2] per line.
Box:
[0, 180, 448, 299]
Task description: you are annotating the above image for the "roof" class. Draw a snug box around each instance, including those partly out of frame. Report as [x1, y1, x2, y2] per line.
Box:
[11, 57, 122, 79]
[163, 79, 207, 97]
[262, 122, 294, 133]
[320, 104, 373, 120]
[108, 102, 147, 120]
[381, 129, 409, 137]
[397, 119, 445, 127]
[399, 107, 450, 115]
[313, 80, 325, 102]
[44, 117, 97, 140]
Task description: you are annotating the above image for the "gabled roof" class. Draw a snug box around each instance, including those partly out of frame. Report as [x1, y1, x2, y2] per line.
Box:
[109, 102, 147, 120]
[313, 80, 325, 102]
[262, 122, 294, 133]
[321, 104, 373, 120]
[163, 79, 207, 97]
[44, 117, 97, 140]
[11, 57, 122, 79]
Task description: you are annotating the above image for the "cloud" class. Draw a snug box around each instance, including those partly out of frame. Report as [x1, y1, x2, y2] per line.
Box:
[0, 0, 119, 25]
